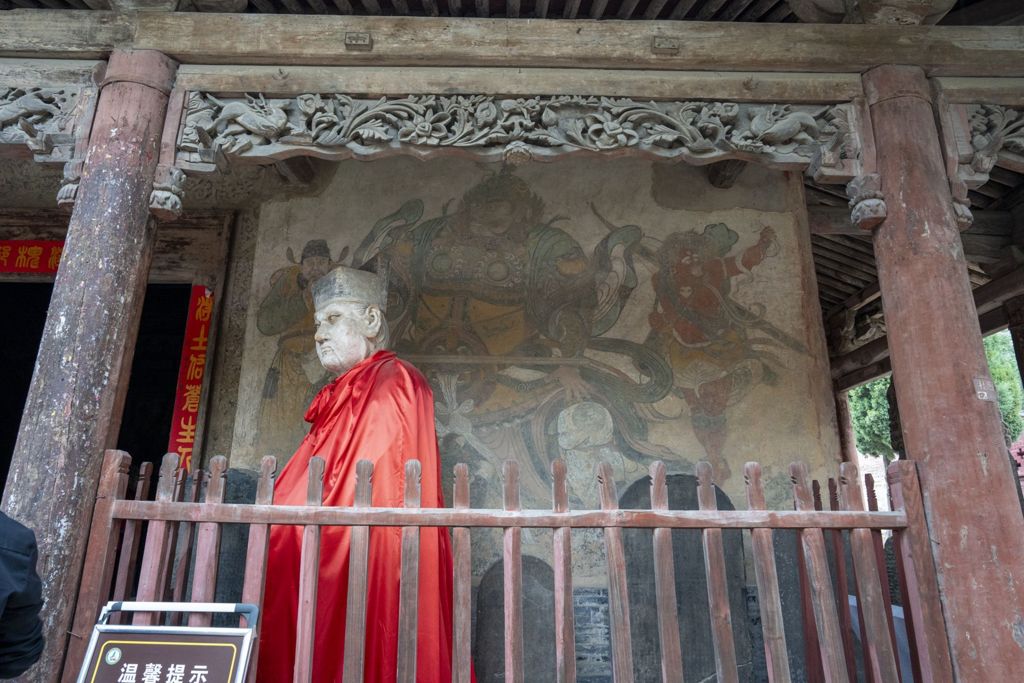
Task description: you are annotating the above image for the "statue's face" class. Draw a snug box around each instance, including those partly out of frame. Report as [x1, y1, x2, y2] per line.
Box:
[313, 301, 376, 376]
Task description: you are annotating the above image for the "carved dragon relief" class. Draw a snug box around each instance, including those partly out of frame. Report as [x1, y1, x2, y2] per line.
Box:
[0, 87, 86, 161]
[160, 91, 862, 219]
[943, 103, 1024, 228]
[175, 92, 855, 168]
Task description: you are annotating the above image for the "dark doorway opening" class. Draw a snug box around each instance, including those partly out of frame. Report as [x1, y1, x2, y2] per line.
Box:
[0, 282, 191, 492]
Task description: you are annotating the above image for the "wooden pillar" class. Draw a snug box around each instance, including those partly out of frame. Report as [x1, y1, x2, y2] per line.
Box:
[1004, 295, 1024, 388]
[1, 49, 176, 681]
[864, 65, 1024, 680]
[834, 391, 858, 463]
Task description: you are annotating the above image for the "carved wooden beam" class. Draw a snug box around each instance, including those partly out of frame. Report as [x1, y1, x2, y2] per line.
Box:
[930, 80, 1024, 230]
[0, 60, 101, 170]
[788, 0, 955, 25]
[2, 12, 1024, 77]
[174, 92, 859, 172]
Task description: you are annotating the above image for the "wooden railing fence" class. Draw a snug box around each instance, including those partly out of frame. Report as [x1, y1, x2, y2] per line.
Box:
[61, 450, 954, 683]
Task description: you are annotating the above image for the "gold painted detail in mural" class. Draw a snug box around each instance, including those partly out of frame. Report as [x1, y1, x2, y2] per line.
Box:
[175, 92, 856, 173]
[0, 86, 87, 162]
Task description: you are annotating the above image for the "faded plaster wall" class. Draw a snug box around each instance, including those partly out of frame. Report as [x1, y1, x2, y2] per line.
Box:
[225, 156, 837, 518]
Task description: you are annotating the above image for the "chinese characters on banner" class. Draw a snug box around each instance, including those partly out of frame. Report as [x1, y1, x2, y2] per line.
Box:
[0, 240, 64, 274]
[168, 285, 214, 472]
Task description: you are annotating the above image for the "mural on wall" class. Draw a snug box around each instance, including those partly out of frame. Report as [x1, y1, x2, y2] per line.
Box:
[250, 166, 809, 507]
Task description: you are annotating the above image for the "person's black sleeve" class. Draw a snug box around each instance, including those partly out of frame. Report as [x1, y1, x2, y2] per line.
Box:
[0, 514, 45, 679]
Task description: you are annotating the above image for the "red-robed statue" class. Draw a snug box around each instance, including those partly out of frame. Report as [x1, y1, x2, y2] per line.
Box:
[257, 265, 460, 683]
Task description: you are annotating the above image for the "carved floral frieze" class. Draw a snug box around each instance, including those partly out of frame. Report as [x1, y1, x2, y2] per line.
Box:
[0, 86, 89, 162]
[175, 92, 857, 174]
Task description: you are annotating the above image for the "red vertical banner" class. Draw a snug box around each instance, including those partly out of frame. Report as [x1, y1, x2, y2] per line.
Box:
[168, 285, 214, 472]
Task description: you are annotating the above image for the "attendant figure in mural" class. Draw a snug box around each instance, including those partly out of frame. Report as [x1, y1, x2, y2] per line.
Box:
[356, 168, 671, 503]
[645, 222, 805, 476]
[257, 266, 461, 683]
[255, 239, 342, 458]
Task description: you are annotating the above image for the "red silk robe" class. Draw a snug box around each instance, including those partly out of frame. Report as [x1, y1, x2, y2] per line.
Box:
[257, 350, 458, 683]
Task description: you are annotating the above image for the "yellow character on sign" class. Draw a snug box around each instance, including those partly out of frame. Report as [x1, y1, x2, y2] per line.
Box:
[47, 245, 63, 270]
[15, 246, 42, 269]
[194, 294, 213, 322]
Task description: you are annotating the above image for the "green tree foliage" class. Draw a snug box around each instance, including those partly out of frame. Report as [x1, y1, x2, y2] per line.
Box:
[983, 331, 1024, 446]
[847, 330, 1024, 459]
[848, 376, 894, 460]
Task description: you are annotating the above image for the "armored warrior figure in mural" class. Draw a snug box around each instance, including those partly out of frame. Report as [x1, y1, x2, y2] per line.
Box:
[258, 265, 463, 683]
[645, 222, 806, 476]
[355, 168, 672, 504]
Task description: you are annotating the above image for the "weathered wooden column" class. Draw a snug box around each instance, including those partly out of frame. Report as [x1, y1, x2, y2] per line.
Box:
[1, 49, 176, 680]
[864, 65, 1024, 679]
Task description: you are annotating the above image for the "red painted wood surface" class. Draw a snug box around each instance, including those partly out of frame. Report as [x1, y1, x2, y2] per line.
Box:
[60, 455, 948, 683]
[744, 463, 790, 682]
[864, 472, 899, 680]
[2, 49, 178, 679]
[503, 461, 524, 683]
[598, 462, 634, 683]
[791, 464, 850, 683]
[189, 456, 228, 627]
[396, 460, 422, 683]
[451, 464, 473, 683]
[133, 454, 180, 626]
[697, 461, 739, 683]
[61, 451, 131, 682]
[551, 459, 577, 683]
[649, 462, 683, 683]
[865, 64, 1024, 680]
[244, 457, 277, 683]
[295, 457, 325, 683]
[341, 460, 373, 683]
[839, 464, 900, 683]
[887, 461, 954, 682]
[110, 462, 153, 623]
[826, 478, 857, 680]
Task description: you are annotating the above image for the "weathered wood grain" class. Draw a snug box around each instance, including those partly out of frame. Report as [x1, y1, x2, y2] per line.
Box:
[886, 462, 955, 683]
[744, 463, 790, 683]
[839, 464, 900, 683]
[551, 459, 577, 683]
[866, 65, 1024, 682]
[697, 461, 739, 683]
[598, 462, 634, 683]
[649, 462, 683, 683]
[174, 65, 863, 102]
[61, 451, 131, 683]
[503, 461, 524, 683]
[295, 457, 325, 683]
[133, 454, 179, 626]
[243, 456, 276, 683]
[791, 463, 850, 683]
[110, 462, 153, 616]
[2, 12, 1024, 76]
[108, 501, 906, 529]
[341, 460, 373, 683]
[396, 460, 421, 683]
[2, 48, 177, 680]
[188, 456, 228, 628]
[451, 464, 472, 683]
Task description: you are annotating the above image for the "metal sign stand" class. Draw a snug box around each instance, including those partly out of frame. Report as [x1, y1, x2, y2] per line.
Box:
[76, 602, 258, 683]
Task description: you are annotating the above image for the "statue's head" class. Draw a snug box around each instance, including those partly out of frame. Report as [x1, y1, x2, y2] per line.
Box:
[311, 266, 389, 377]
